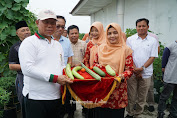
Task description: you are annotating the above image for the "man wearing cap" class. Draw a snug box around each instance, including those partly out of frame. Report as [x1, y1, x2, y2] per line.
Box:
[9, 20, 31, 118]
[18, 9, 73, 118]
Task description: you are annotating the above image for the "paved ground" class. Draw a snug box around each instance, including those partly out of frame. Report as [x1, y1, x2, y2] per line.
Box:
[18, 103, 170, 118]
[64, 103, 170, 118]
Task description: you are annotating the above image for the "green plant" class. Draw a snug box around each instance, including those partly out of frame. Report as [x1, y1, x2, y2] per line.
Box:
[0, 0, 37, 77]
[0, 88, 11, 117]
[0, 77, 16, 93]
[79, 33, 85, 40]
[125, 28, 137, 38]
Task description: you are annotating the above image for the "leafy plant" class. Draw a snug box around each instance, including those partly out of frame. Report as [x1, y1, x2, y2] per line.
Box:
[0, 88, 11, 118]
[0, 1, 36, 117]
[0, 77, 16, 93]
[0, 0, 37, 78]
[79, 33, 85, 40]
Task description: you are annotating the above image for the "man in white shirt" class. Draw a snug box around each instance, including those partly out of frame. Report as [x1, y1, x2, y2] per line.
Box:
[125, 18, 159, 118]
[19, 9, 73, 118]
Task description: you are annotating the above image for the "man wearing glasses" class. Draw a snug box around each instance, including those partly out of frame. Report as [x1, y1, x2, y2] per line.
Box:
[53, 16, 74, 66]
[53, 16, 75, 118]
[19, 10, 73, 118]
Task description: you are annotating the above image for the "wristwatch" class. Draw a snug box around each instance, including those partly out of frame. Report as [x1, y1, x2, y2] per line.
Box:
[142, 66, 146, 71]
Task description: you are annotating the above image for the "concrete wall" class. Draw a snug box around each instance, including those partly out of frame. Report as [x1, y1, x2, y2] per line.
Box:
[90, 0, 177, 45]
[91, 0, 118, 30]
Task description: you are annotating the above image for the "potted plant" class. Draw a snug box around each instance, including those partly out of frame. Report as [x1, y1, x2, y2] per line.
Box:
[0, 87, 11, 118]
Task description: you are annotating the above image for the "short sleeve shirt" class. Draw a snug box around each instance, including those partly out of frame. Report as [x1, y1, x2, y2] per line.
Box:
[126, 34, 159, 78]
[59, 36, 74, 65]
[9, 41, 22, 74]
[71, 39, 86, 67]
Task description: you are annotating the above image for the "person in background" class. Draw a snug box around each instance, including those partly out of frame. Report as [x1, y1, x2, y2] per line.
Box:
[9, 20, 31, 118]
[83, 21, 106, 68]
[96, 23, 134, 118]
[18, 9, 73, 118]
[83, 21, 106, 118]
[126, 18, 159, 118]
[68, 25, 86, 67]
[67, 25, 87, 117]
[62, 29, 68, 37]
[85, 32, 92, 43]
[53, 15, 74, 118]
[82, 33, 89, 41]
[157, 41, 177, 118]
[53, 15, 73, 65]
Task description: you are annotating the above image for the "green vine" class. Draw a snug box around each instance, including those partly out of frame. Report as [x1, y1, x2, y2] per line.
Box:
[0, 0, 37, 117]
[0, 0, 37, 78]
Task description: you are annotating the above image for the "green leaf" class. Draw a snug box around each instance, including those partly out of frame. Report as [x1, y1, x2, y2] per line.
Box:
[10, 27, 16, 36]
[0, 33, 7, 41]
[0, 54, 5, 62]
[14, 0, 23, 3]
[0, 22, 8, 30]
[6, 9, 14, 20]
[0, 4, 6, 12]
[0, 1, 6, 6]
[21, 0, 29, 7]
[12, 3, 21, 11]
[14, 12, 23, 21]
[5, 0, 13, 8]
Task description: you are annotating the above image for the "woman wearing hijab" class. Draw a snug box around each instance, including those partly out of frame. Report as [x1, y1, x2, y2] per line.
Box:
[83, 21, 105, 67]
[96, 23, 134, 118]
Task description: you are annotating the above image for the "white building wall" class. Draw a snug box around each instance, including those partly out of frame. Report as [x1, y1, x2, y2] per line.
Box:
[89, 0, 177, 45]
[91, 0, 118, 30]
[124, 0, 177, 45]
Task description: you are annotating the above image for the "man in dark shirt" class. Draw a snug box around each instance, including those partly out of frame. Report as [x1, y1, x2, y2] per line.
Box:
[9, 21, 31, 118]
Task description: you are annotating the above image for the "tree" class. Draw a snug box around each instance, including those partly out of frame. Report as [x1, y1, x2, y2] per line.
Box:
[0, 0, 37, 77]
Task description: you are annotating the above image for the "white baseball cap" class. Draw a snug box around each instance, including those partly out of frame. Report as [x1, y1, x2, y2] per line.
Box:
[37, 9, 57, 20]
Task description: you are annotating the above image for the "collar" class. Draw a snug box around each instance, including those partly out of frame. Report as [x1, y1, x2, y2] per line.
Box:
[35, 31, 45, 39]
[59, 36, 64, 42]
[136, 33, 148, 40]
[71, 39, 80, 45]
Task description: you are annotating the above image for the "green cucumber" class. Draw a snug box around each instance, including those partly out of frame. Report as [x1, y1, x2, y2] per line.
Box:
[72, 66, 84, 80]
[66, 63, 74, 80]
[105, 65, 116, 76]
[81, 63, 101, 81]
[93, 66, 106, 77]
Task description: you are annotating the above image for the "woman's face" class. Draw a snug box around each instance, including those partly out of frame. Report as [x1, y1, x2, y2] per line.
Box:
[90, 26, 99, 40]
[107, 27, 119, 44]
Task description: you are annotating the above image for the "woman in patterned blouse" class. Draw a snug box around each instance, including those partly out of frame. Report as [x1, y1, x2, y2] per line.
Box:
[96, 23, 134, 118]
[83, 21, 106, 67]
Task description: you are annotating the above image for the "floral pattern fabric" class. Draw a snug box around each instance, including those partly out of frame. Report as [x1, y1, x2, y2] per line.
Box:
[83, 41, 94, 66]
[101, 55, 134, 109]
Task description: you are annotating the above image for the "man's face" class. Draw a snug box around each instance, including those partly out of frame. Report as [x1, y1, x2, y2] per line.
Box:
[68, 28, 79, 44]
[136, 20, 149, 36]
[54, 18, 66, 37]
[16, 27, 31, 41]
[36, 18, 56, 38]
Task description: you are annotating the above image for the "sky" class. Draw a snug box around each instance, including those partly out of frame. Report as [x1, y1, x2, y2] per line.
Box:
[26, 0, 90, 33]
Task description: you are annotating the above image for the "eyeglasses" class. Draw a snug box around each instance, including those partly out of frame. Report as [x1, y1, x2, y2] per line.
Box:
[41, 20, 56, 25]
[56, 25, 65, 29]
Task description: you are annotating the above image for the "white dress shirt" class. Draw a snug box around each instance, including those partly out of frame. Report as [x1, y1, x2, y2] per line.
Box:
[126, 34, 158, 78]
